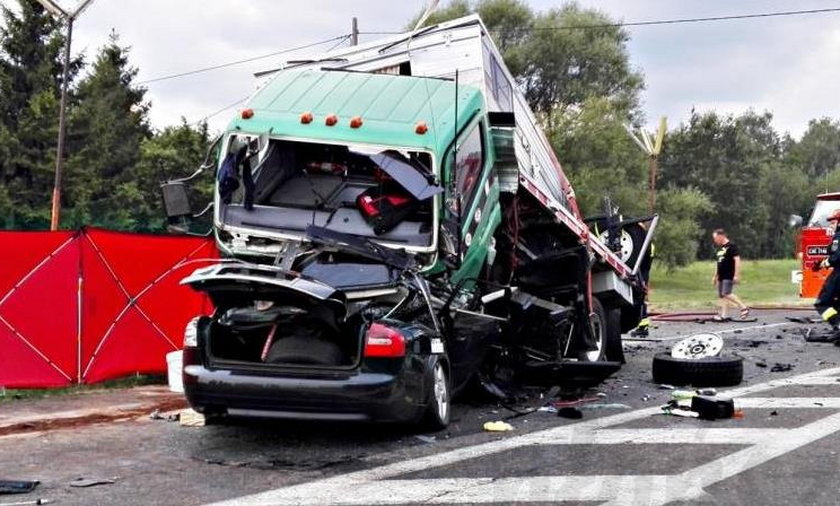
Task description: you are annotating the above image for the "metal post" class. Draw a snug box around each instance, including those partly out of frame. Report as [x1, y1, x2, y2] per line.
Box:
[648, 155, 657, 214]
[50, 17, 73, 231]
[350, 17, 359, 46]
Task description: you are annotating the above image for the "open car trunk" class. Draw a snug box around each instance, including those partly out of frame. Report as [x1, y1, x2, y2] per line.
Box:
[183, 264, 362, 370]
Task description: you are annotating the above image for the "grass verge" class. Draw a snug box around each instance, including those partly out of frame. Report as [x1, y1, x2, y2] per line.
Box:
[649, 259, 809, 311]
[0, 374, 166, 403]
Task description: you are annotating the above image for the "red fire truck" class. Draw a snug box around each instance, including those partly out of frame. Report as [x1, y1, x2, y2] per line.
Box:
[797, 192, 840, 297]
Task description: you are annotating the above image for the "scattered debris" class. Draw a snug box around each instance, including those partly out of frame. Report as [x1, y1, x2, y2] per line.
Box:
[179, 409, 206, 427]
[733, 330, 743, 334]
[557, 407, 583, 419]
[755, 362, 768, 368]
[578, 403, 631, 410]
[661, 406, 699, 418]
[786, 316, 817, 324]
[149, 409, 164, 420]
[414, 435, 436, 444]
[641, 395, 651, 402]
[691, 396, 735, 420]
[0, 480, 39, 495]
[0, 499, 53, 505]
[483, 421, 514, 432]
[770, 363, 793, 373]
[658, 384, 675, 390]
[815, 402, 825, 407]
[746, 340, 766, 348]
[68, 477, 116, 488]
[770, 410, 778, 416]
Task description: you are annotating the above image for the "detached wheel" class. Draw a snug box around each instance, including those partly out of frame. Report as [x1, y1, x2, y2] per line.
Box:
[652, 353, 743, 387]
[420, 358, 451, 431]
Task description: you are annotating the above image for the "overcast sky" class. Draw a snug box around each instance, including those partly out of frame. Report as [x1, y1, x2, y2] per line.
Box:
[5, 0, 840, 138]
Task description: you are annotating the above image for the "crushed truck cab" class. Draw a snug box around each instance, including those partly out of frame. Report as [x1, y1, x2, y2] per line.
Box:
[163, 15, 655, 428]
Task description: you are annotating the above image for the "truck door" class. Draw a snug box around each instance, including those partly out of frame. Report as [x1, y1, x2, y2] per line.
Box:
[442, 119, 500, 283]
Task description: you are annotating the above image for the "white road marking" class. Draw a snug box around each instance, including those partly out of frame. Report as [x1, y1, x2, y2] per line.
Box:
[211, 366, 840, 506]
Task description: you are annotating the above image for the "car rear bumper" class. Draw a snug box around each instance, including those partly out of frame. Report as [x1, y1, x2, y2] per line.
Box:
[181, 351, 427, 423]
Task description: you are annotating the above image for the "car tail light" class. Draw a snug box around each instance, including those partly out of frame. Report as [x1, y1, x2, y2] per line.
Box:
[184, 316, 201, 347]
[364, 323, 406, 358]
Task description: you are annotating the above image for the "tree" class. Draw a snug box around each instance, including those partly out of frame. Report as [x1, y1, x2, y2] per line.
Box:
[785, 118, 840, 183]
[551, 96, 647, 217]
[0, 0, 81, 229]
[124, 120, 211, 231]
[659, 110, 780, 259]
[63, 31, 151, 229]
[652, 187, 714, 270]
[408, 1, 643, 123]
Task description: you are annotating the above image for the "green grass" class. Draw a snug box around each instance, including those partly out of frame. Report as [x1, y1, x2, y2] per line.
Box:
[649, 259, 807, 311]
[0, 374, 166, 404]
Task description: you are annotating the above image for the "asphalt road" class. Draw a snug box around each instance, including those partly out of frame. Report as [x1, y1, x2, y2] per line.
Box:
[2, 310, 840, 505]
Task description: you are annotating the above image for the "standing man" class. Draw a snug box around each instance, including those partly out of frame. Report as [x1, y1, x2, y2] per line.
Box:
[712, 229, 750, 321]
[814, 209, 840, 337]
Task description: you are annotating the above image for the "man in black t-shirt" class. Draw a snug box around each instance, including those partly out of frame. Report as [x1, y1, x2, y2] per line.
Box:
[712, 229, 750, 321]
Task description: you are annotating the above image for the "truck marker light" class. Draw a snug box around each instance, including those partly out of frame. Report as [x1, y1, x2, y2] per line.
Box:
[325, 114, 338, 126]
[241, 108, 254, 119]
[415, 121, 428, 134]
[300, 112, 313, 124]
[364, 322, 406, 357]
[350, 116, 363, 128]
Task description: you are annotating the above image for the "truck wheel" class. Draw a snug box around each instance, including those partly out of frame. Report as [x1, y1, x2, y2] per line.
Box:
[603, 302, 625, 363]
[580, 299, 623, 363]
[420, 358, 451, 431]
[581, 299, 606, 362]
[651, 353, 743, 387]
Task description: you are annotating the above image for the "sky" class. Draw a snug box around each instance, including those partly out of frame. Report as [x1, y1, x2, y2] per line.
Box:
[4, 0, 840, 138]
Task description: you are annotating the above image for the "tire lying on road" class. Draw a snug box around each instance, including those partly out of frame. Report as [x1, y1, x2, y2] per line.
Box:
[651, 353, 743, 387]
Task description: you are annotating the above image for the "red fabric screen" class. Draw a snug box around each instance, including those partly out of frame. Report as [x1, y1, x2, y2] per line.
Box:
[0, 228, 216, 388]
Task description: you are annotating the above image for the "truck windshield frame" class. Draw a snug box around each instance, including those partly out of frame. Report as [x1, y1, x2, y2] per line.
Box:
[214, 133, 440, 255]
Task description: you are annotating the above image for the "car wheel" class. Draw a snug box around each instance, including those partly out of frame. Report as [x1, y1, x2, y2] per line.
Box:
[652, 353, 743, 387]
[420, 358, 451, 431]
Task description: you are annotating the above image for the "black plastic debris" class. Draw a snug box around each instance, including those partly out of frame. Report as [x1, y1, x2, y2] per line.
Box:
[690, 396, 735, 421]
[557, 407, 583, 419]
[770, 363, 793, 373]
[0, 480, 39, 494]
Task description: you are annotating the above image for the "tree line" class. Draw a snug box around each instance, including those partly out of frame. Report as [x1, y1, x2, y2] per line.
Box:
[2, 0, 839, 268]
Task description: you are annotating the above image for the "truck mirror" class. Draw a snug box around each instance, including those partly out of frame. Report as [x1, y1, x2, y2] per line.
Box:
[161, 182, 192, 219]
[788, 214, 803, 228]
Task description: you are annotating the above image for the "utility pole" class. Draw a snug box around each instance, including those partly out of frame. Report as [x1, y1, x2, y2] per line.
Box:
[350, 17, 359, 46]
[35, 0, 98, 231]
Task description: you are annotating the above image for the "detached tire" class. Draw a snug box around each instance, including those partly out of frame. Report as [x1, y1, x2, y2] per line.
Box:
[652, 353, 743, 387]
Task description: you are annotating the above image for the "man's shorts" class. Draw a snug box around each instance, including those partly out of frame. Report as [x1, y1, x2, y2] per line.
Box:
[718, 279, 734, 297]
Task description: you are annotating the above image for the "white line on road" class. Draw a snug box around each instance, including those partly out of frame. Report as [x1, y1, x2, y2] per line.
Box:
[653, 322, 795, 342]
[210, 367, 840, 506]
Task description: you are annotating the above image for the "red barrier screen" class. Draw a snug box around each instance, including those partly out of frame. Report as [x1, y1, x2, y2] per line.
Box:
[0, 228, 216, 388]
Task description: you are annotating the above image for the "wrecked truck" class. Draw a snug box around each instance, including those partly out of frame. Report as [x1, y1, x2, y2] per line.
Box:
[162, 15, 656, 429]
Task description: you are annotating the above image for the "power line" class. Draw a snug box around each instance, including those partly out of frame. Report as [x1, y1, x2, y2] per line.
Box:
[359, 6, 840, 35]
[137, 34, 349, 85]
[197, 95, 250, 125]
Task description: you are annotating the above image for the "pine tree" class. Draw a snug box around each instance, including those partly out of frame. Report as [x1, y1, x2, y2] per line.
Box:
[64, 30, 151, 229]
[0, 0, 79, 229]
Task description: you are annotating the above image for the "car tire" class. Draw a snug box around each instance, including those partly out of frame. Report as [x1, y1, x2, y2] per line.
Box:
[265, 336, 344, 366]
[420, 358, 451, 431]
[651, 353, 743, 387]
